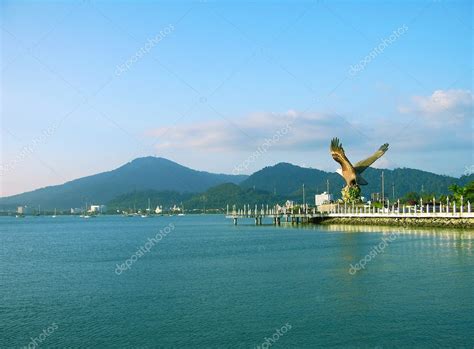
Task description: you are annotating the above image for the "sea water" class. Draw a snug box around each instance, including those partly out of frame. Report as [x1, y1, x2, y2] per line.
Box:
[1, 215, 473, 348]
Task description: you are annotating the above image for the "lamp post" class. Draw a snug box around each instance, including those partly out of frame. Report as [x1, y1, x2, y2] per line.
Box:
[302, 184, 306, 214]
[381, 171, 385, 206]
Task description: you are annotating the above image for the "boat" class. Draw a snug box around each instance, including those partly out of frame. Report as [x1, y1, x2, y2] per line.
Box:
[141, 198, 152, 218]
[82, 212, 96, 219]
[178, 202, 185, 216]
[80, 203, 95, 218]
[52, 208, 57, 218]
[155, 205, 163, 216]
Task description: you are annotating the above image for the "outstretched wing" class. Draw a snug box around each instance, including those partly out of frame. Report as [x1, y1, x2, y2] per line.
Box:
[330, 138, 354, 173]
[354, 143, 389, 174]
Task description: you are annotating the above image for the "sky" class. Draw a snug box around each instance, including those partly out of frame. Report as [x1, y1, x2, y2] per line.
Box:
[1, 0, 473, 197]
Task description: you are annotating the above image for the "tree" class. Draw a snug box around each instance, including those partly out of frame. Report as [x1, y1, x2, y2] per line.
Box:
[401, 192, 419, 205]
[449, 181, 474, 205]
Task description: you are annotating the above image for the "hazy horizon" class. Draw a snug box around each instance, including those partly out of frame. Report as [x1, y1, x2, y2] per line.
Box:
[1, 0, 472, 197]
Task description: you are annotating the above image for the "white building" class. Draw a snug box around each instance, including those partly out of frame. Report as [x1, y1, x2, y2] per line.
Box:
[89, 205, 107, 213]
[17, 206, 33, 215]
[155, 205, 163, 214]
[315, 192, 333, 206]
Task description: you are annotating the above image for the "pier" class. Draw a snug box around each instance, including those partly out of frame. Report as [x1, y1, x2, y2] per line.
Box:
[225, 201, 474, 228]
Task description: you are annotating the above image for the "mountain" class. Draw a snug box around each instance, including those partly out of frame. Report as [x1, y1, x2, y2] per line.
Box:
[240, 163, 474, 201]
[106, 165, 474, 213]
[2, 157, 471, 211]
[0, 157, 247, 210]
[240, 163, 342, 196]
[106, 184, 283, 213]
[184, 183, 282, 210]
[107, 190, 194, 212]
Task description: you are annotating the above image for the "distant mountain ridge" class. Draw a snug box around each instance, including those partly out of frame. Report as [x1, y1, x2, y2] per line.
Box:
[0, 157, 247, 209]
[107, 183, 283, 213]
[240, 163, 474, 201]
[1, 157, 471, 210]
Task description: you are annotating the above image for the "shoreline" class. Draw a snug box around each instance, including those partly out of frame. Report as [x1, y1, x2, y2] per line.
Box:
[314, 216, 474, 229]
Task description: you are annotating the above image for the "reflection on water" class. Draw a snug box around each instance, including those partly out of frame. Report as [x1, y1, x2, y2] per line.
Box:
[318, 224, 473, 256]
[274, 221, 473, 256]
[277, 220, 470, 236]
[318, 223, 473, 236]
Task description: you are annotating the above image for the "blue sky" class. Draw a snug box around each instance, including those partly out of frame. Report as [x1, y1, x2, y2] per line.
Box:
[1, 0, 472, 196]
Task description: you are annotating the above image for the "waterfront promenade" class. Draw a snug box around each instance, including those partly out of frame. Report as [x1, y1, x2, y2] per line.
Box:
[226, 201, 474, 228]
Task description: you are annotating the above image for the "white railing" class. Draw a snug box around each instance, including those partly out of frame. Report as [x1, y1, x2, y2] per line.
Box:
[326, 200, 472, 218]
[226, 200, 473, 219]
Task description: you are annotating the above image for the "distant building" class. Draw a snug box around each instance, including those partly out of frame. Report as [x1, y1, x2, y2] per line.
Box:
[155, 206, 163, 214]
[70, 208, 84, 214]
[315, 192, 333, 206]
[17, 206, 33, 215]
[89, 205, 107, 213]
[285, 200, 294, 209]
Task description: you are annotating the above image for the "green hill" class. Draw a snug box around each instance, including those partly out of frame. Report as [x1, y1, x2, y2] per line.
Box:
[184, 183, 282, 211]
[240, 163, 474, 201]
[2, 157, 471, 211]
[106, 184, 282, 213]
[0, 157, 247, 210]
[107, 190, 193, 212]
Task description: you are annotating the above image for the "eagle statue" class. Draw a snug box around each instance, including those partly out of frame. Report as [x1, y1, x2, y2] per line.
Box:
[330, 138, 389, 203]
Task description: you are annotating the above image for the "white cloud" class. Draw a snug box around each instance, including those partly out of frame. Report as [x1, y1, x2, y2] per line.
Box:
[400, 89, 473, 124]
[146, 110, 367, 152]
[144, 103, 471, 176]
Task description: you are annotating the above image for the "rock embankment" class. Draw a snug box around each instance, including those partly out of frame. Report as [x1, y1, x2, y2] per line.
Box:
[316, 217, 473, 229]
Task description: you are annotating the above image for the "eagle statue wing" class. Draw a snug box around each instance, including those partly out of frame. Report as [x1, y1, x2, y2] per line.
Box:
[354, 143, 389, 174]
[330, 138, 354, 174]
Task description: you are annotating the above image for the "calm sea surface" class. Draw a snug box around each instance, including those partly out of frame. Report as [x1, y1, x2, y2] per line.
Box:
[1, 215, 473, 348]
